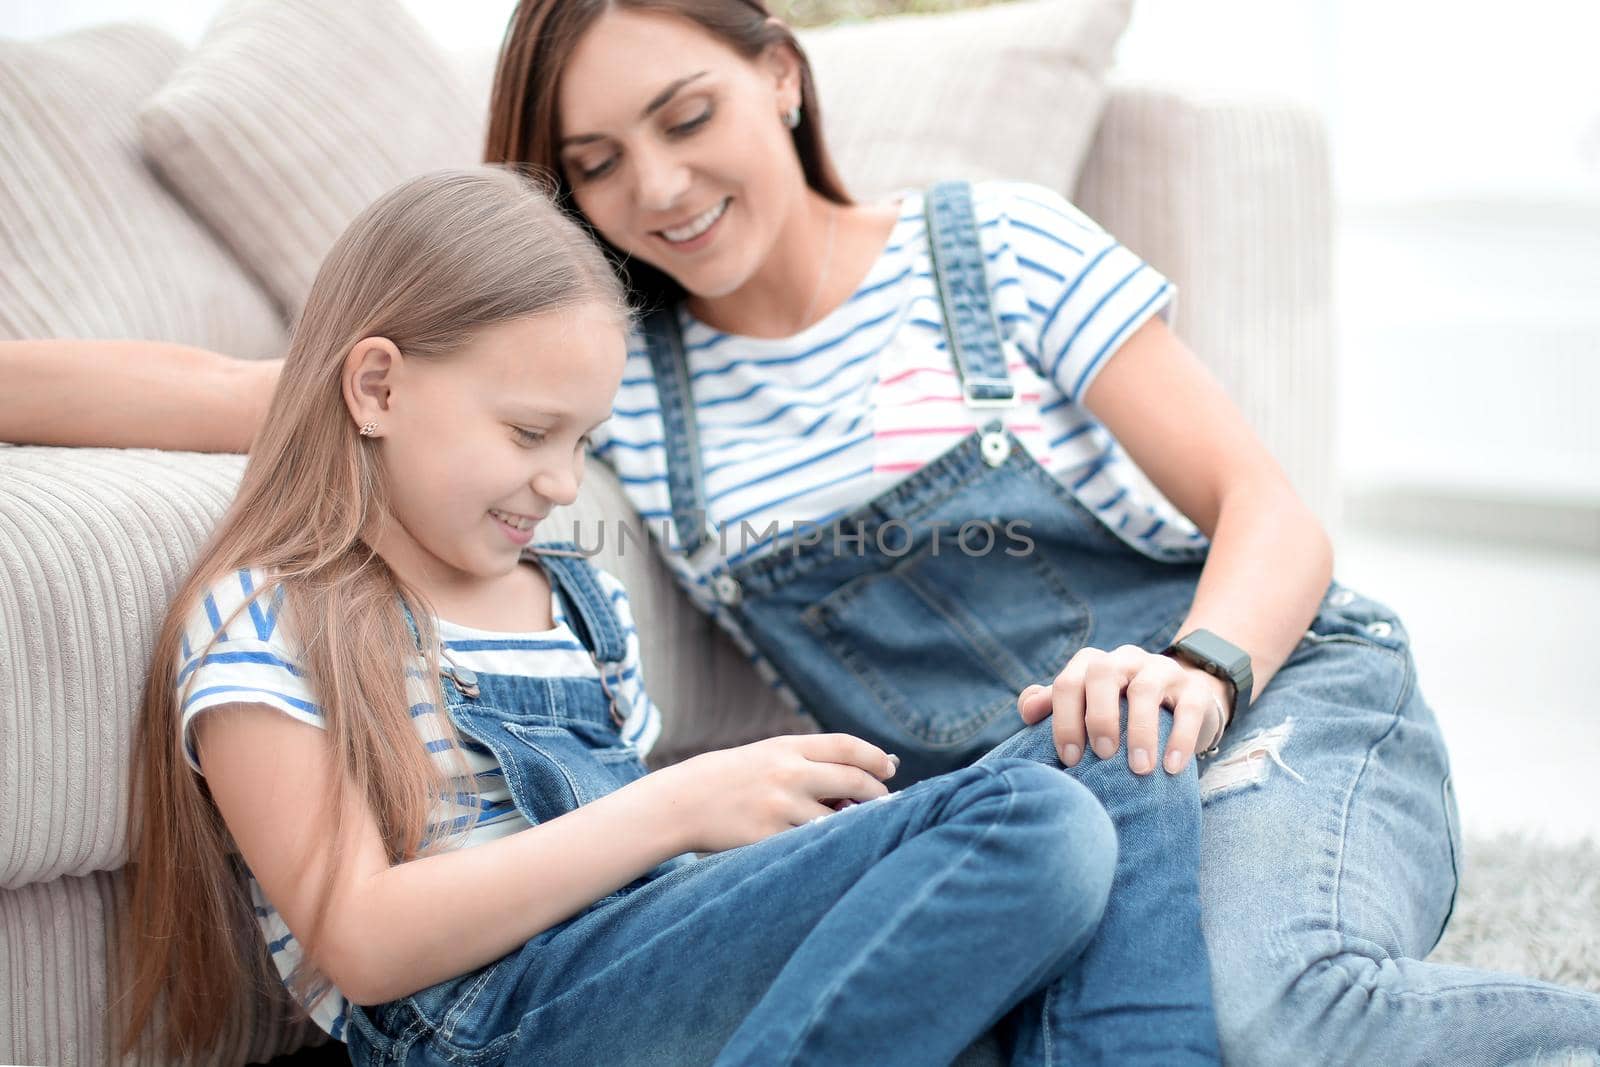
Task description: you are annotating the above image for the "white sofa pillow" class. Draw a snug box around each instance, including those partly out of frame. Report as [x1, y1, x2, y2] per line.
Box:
[0, 25, 285, 358]
[137, 0, 483, 320]
[802, 0, 1133, 199]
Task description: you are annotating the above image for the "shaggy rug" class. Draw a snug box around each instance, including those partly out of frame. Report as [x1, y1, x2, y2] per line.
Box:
[1431, 831, 1600, 991]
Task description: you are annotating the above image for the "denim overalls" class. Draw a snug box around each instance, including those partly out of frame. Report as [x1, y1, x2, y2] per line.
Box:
[641, 180, 1214, 788]
[345, 546, 702, 1058]
[438, 546, 695, 881]
[638, 180, 1226, 1057]
[344, 544, 1217, 1066]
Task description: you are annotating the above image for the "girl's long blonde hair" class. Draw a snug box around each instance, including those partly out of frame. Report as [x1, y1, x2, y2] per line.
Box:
[119, 167, 626, 1059]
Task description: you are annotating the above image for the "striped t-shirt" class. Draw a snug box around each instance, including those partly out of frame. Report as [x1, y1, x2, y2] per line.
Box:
[176, 559, 660, 1040]
[591, 180, 1208, 705]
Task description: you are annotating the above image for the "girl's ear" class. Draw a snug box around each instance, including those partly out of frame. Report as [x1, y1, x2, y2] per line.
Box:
[758, 27, 803, 112]
[341, 336, 403, 437]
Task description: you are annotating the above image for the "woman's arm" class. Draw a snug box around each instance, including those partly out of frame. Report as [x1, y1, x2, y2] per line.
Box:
[194, 703, 693, 1005]
[0, 340, 280, 452]
[1020, 314, 1331, 774]
[1084, 314, 1334, 701]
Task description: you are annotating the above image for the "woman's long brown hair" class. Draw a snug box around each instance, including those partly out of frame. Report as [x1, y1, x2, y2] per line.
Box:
[484, 0, 854, 315]
[118, 167, 625, 1059]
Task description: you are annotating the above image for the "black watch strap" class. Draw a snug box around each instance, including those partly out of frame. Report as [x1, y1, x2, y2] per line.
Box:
[1162, 628, 1253, 727]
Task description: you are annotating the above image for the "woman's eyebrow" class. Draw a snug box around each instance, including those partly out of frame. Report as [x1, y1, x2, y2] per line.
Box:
[560, 71, 709, 148]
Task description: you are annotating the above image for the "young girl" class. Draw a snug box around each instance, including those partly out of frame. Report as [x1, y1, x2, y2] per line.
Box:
[119, 168, 1222, 1066]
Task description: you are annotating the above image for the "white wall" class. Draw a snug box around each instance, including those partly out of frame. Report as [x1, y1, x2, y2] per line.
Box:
[1116, 0, 1600, 201]
[1117, 0, 1600, 529]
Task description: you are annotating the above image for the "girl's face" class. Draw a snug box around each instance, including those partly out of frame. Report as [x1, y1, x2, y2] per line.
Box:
[557, 8, 807, 300]
[361, 308, 625, 588]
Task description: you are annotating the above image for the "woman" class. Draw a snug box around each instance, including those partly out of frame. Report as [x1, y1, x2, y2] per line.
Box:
[5, 1, 1598, 1062]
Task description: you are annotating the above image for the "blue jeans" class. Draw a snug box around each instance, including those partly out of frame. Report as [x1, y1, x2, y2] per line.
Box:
[344, 755, 1220, 1066]
[1182, 590, 1600, 1066]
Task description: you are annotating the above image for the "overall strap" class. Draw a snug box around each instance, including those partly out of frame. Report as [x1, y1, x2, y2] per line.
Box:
[924, 180, 1017, 409]
[527, 542, 629, 664]
[640, 308, 717, 564]
[399, 595, 480, 699]
[398, 597, 424, 650]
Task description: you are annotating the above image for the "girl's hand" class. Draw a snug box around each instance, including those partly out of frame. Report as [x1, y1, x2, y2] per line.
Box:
[655, 734, 898, 855]
[1015, 645, 1229, 776]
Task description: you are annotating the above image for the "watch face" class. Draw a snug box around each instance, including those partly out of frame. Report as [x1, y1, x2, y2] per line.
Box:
[1178, 630, 1251, 682]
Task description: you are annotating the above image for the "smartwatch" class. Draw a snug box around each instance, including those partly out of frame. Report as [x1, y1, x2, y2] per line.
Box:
[1162, 629, 1253, 728]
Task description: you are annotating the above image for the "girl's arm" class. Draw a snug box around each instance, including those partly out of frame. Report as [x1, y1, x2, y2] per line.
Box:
[193, 702, 693, 1005]
[0, 340, 280, 452]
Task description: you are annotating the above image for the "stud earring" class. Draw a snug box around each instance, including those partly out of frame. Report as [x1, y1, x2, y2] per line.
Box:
[783, 104, 802, 130]
[358, 422, 378, 437]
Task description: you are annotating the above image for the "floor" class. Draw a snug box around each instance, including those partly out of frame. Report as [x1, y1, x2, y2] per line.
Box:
[1333, 520, 1600, 847]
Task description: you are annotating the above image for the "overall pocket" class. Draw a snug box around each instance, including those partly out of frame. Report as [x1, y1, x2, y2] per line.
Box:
[502, 719, 649, 825]
[799, 527, 1090, 746]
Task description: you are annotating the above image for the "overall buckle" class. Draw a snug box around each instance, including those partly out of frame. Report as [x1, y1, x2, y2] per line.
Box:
[962, 381, 1018, 409]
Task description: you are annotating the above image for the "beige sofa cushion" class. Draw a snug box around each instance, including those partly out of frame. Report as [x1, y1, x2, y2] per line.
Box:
[0, 25, 285, 359]
[0, 447, 247, 890]
[0, 869, 324, 1066]
[803, 0, 1133, 198]
[137, 0, 482, 320]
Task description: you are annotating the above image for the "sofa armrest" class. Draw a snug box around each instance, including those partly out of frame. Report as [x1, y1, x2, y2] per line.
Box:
[0, 445, 244, 889]
[1072, 79, 1339, 528]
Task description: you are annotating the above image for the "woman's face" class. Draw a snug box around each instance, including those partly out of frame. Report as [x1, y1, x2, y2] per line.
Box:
[556, 8, 807, 300]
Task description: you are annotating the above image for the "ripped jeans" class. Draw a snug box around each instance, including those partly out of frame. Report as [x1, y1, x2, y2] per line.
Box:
[978, 584, 1600, 1066]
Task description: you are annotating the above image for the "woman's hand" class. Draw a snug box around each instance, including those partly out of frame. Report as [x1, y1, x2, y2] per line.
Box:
[655, 734, 898, 855]
[1016, 645, 1229, 776]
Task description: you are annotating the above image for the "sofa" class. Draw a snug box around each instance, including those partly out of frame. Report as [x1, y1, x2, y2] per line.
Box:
[0, 0, 1338, 1062]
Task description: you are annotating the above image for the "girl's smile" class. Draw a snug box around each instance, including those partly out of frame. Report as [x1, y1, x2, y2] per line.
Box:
[489, 507, 543, 546]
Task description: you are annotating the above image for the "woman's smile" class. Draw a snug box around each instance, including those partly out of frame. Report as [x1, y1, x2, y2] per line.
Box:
[655, 196, 731, 248]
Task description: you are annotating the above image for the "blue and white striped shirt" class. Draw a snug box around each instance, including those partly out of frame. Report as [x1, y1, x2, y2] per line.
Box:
[177, 562, 660, 1040]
